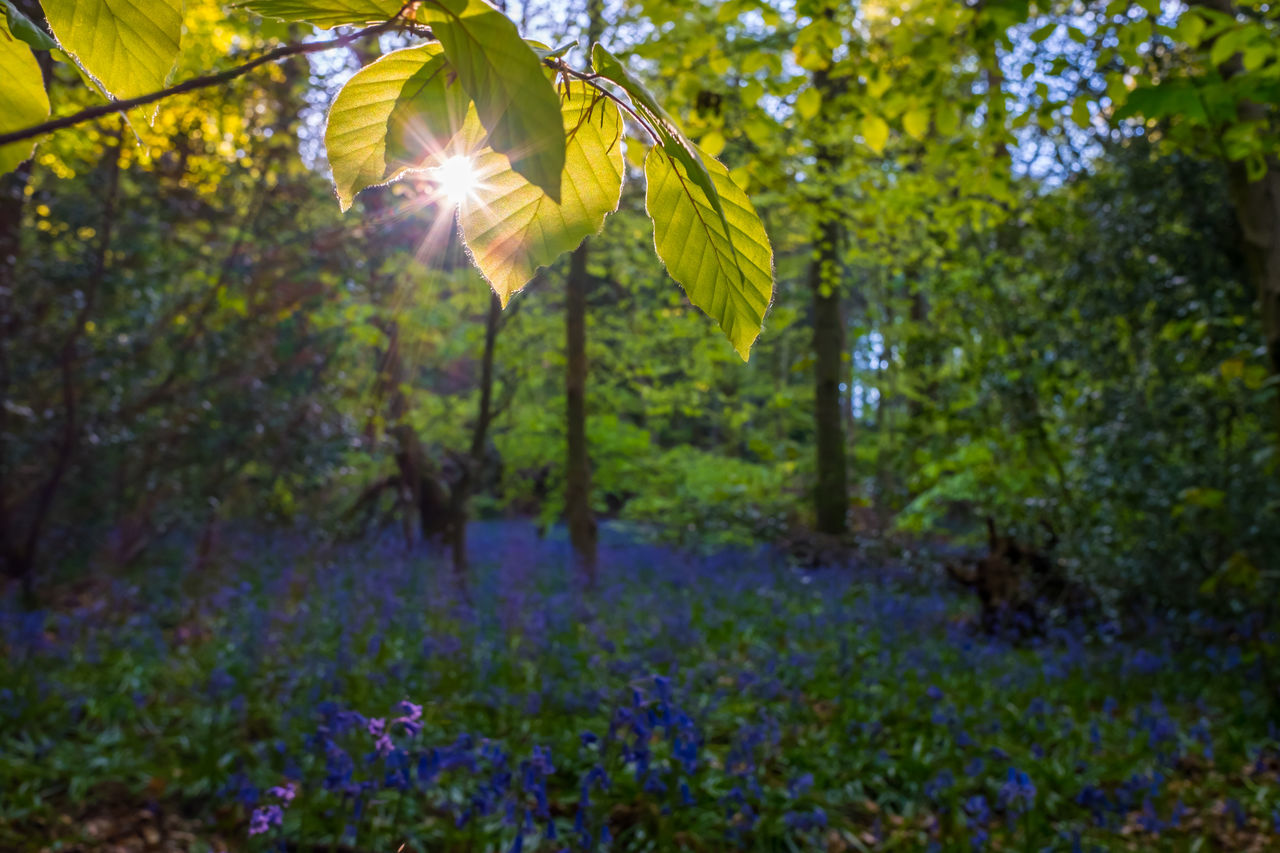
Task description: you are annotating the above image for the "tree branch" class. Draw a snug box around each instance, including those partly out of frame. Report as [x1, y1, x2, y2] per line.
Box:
[0, 19, 412, 148]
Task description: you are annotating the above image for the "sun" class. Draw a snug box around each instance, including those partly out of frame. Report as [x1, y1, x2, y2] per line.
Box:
[431, 155, 479, 208]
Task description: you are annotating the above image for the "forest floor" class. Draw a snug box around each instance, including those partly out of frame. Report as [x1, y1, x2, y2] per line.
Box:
[1, 522, 1276, 852]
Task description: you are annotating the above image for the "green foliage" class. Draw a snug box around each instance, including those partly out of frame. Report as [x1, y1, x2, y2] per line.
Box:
[590, 44, 728, 232]
[0, 0, 778, 359]
[43, 0, 182, 101]
[3, 0, 1279, 624]
[0, 14, 48, 174]
[621, 447, 798, 548]
[645, 146, 774, 360]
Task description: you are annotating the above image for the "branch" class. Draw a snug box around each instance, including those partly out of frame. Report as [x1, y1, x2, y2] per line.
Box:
[0, 19, 411, 148]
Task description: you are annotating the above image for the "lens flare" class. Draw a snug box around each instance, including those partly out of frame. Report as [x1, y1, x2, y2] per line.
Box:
[432, 155, 478, 208]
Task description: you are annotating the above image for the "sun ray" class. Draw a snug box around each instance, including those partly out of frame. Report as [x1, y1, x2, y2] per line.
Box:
[431, 155, 481, 208]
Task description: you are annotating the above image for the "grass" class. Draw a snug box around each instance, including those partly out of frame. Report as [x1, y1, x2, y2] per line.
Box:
[1, 521, 1276, 851]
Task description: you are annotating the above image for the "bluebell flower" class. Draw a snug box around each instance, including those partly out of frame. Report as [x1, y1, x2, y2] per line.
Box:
[925, 769, 954, 801]
[787, 772, 814, 799]
[266, 783, 296, 803]
[1227, 798, 1247, 829]
[248, 804, 283, 836]
[964, 794, 990, 822]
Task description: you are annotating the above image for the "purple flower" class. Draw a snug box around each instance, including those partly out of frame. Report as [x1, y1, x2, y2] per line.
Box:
[998, 768, 1036, 814]
[267, 782, 296, 803]
[395, 700, 424, 734]
[248, 804, 283, 836]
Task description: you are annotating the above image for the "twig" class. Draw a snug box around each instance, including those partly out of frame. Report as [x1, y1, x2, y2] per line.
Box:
[549, 60, 663, 145]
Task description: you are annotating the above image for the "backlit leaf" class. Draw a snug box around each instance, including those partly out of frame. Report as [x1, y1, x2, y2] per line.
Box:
[241, 0, 401, 28]
[421, 0, 565, 202]
[645, 144, 774, 360]
[590, 44, 728, 234]
[0, 15, 50, 175]
[795, 87, 821, 120]
[459, 86, 624, 305]
[902, 108, 929, 140]
[700, 130, 725, 158]
[862, 114, 889, 154]
[43, 0, 182, 102]
[325, 43, 470, 210]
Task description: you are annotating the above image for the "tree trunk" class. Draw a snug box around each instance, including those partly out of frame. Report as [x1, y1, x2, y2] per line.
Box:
[1194, 0, 1280, 431]
[1224, 160, 1280, 390]
[565, 243, 597, 584]
[810, 215, 848, 536]
[906, 283, 930, 424]
[808, 61, 849, 535]
[2, 120, 121, 605]
[0, 164, 30, 595]
[449, 291, 504, 577]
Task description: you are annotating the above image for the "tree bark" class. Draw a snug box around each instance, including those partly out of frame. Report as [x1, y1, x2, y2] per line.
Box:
[810, 215, 849, 536]
[448, 291, 504, 576]
[1230, 165, 1280, 379]
[2, 121, 122, 605]
[1193, 0, 1280, 429]
[808, 57, 849, 536]
[0, 165, 30, 597]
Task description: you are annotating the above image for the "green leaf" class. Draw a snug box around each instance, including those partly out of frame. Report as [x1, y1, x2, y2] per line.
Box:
[43, 0, 182, 102]
[645, 144, 774, 360]
[590, 44, 729, 233]
[700, 129, 725, 158]
[325, 43, 470, 211]
[530, 39, 577, 60]
[1071, 96, 1091, 126]
[934, 102, 960, 135]
[0, 15, 50, 175]
[862, 114, 889, 154]
[1030, 22, 1056, 43]
[240, 0, 401, 28]
[795, 86, 821, 120]
[1114, 80, 1206, 124]
[459, 85, 624, 305]
[2, 1, 57, 51]
[421, 0, 565, 202]
[1177, 9, 1206, 47]
[902, 108, 929, 140]
[1209, 26, 1248, 68]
